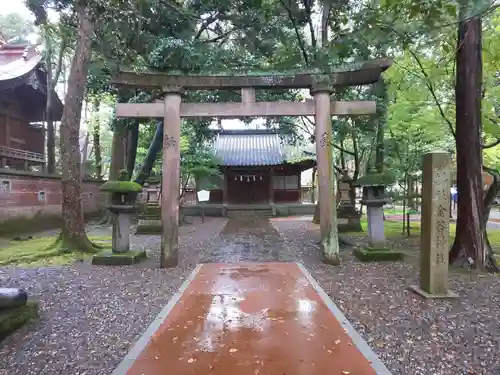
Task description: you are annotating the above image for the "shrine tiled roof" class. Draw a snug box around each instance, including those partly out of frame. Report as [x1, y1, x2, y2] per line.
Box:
[212, 130, 317, 167]
[213, 130, 285, 166]
[0, 43, 63, 121]
[0, 45, 42, 89]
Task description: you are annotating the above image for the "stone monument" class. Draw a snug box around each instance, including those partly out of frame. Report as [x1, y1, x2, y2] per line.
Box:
[92, 170, 147, 265]
[0, 288, 38, 340]
[409, 152, 458, 298]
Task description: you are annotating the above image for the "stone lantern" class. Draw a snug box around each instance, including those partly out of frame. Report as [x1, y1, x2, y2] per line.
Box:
[359, 172, 390, 247]
[135, 176, 162, 235]
[353, 169, 403, 261]
[337, 172, 362, 232]
[145, 177, 161, 206]
[92, 170, 147, 265]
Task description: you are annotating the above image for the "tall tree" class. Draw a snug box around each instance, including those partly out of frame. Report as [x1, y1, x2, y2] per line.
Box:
[41, 22, 69, 174]
[57, 5, 96, 251]
[449, 3, 485, 269]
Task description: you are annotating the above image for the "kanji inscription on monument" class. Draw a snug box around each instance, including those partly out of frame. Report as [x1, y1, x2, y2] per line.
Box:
[409, 152, 458, 299]
[163, 134, 177, 149]
[319, 132, 329, 148]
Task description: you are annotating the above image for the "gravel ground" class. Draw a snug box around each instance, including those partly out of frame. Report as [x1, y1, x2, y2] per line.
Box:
[271, 219, 500, 375]
[0, 217, 227, 375]
[2, 216, 500, 375]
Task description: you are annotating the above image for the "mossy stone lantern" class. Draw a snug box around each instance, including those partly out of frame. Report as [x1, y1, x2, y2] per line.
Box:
[145, 176, 161, 205]
[337, 171, 362, 232]
[103, 170, 141, 207]
[355, 169, 392, 247]
[93, 170, 146, 265]
[351, 169, 403, 262]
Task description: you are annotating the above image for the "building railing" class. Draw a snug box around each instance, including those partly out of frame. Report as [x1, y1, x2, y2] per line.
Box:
[0, 145, 44, 163]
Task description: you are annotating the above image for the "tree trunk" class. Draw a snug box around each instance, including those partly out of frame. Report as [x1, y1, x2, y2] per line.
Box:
[339, 138, 346, 170]
[135, 120, 163, 185]
[481, 168, 500, 272]
[45, 36, 56, 174]
[44, 26, 66, 174]
[92, 98, 102, 179]
[312, 201, 320, 224]
[109, 126, 127, 180]
[59, 6, 98, 252]
[126, 121, 139, 179]
[374, 77, 388, 173]
[449, 12, 485, 268]
[80, 132, 89, 177]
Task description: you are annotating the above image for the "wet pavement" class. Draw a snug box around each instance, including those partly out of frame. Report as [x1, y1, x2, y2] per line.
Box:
[200, 217, 296, 263]
[114, 263, 390, 375]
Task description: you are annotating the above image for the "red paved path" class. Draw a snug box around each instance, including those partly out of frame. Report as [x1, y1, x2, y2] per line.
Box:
[112, 263, 391, 375]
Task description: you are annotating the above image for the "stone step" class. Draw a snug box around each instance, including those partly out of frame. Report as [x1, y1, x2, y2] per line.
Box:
[226, 209, 274, 218]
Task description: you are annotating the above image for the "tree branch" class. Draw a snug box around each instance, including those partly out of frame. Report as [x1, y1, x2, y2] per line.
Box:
[195, 13, 219, 40]
[483, 138, 500, 149]
[279, 0, 309, 66]
[302, 0, 317, 49]
[407, 48, 456, 138]
[51, 36, 67, 87]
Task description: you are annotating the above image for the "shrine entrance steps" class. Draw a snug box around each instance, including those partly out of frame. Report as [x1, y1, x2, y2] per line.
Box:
[226, 206, 274, 218]
[111, 262, 392, 375]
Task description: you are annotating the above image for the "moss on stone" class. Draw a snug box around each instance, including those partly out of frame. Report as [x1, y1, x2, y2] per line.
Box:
[0, 300, 38, 341]
[100, 180, 142, 193]
[353, 247, 404, 262]
[92, 250, 147, 266]
[101, 169, 142, 193]
[353, 171, 395, 187]
[146, 176, 161, 184]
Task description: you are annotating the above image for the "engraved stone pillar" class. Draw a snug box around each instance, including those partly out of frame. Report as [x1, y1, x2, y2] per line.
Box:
[161, 86, 183, 268]
[409, 152, 458, 298]
[311, 82, 339, 265]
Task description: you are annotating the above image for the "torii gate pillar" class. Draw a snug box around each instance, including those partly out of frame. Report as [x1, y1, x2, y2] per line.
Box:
[160, 86, 183, 268]
[312, 82, 340, 265]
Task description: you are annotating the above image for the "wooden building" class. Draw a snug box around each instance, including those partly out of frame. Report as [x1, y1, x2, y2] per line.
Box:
[204, 130, 315, 205]
[0, 42, 63, 170]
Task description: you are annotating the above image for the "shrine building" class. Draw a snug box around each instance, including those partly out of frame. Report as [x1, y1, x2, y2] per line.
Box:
[0, 41, 63, 171]
[203, 129, 315, 205]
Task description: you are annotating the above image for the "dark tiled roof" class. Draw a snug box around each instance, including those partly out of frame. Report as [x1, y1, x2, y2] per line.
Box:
[213, 130, 284, 166]
[0, 43, 63, 121]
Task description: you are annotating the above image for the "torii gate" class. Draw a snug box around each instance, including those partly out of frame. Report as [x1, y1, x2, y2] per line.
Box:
[112, 60, 391, 268]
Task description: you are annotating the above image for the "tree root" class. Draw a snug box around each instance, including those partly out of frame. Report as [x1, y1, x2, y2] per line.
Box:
[450, 166, 500, 273]
[321, 233, 341, 266]
[49, 232, 102, 254]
